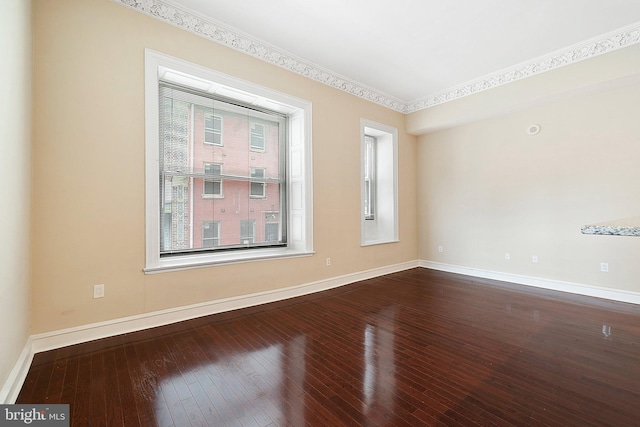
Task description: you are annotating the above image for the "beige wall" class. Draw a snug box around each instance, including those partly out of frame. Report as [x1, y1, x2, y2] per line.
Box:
[30, 0, 418, 334]
[0, 0, 32, 397]
[415, 48, 640, 291]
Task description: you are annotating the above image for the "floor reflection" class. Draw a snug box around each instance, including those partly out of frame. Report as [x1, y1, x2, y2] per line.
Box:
[154, 334, 306, 426]
[363, 306, 397, 420]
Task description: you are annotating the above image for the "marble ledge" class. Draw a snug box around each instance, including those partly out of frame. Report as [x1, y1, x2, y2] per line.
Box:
[581, 216, 640, 237]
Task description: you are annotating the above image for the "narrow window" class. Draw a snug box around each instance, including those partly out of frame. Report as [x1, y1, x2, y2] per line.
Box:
[250, 167, 266, 198]
[265, 212, 280, 243]
[204, 112, 222, 145]
[364, 135, 376, 220]
[361, 119, 398, 246]
[250, 122, 266, 151]
[240, 219, 256, 244]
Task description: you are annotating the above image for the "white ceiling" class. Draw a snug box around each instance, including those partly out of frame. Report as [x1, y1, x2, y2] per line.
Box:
[146, 0, 640, 111]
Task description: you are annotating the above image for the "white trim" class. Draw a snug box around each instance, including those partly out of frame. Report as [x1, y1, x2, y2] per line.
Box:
[31, 261, 419, 354]
[420, 260, 640, 305]
[145, 49, 313, 272]
[0, 337, 34, 404]
[112, 0, 406, 113]
[6, 258, 640, 398]
[360, 119, 399, 246]
[406, 22, 640, 112]
[2, 261, 416, 397]
[203, 112, 223, 146]
[112, 0, 640, 113]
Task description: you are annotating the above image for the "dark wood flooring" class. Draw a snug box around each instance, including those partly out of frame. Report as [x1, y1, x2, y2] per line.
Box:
[17, 268, 640, 426]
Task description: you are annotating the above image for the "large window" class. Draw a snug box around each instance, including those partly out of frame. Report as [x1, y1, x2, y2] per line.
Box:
[159, 83, 285, 254]
[145, 50, 313, 272]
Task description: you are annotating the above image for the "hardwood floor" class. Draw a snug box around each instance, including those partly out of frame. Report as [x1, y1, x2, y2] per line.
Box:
[17, 268, 640, 426]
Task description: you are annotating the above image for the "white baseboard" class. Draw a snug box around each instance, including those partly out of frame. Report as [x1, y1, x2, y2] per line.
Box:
[420, 260, 640, 305]
[31, 260, 419, 354]
[0, 260, 415, 401]
[0, 337, 34, 404]
[7, 258, 636, 403]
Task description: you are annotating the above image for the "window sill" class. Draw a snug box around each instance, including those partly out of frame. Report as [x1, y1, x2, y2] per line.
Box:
[202, 194, 224, 199]
[361, 239, 400, 247]
[144, 247, 314, 274]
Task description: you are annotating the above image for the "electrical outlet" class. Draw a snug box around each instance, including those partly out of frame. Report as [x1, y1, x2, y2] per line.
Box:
[600, 262, 609, 272]
[438, 245, 444, 253]
[532, 255, 538, 263]
[505, 253, 511, 261]
[93, 284, 105, 299]
[326, 258, 331, 266]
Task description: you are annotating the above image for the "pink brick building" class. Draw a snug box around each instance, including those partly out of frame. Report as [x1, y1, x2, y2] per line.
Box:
[161, 94, 283, 253]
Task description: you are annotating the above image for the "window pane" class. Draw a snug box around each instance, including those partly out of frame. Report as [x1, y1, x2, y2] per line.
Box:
[159, 84, 286, 255]
[240, 220, 255, 244]
[250, 168, 265, 178]
[202, 221, 219, 248]
[250, 182, 265, 197]
[250, 122, 265, 150]
[364, 135, 376, 219]
[205, 163, 221, 175]
[204, 180, 221, 195]
[204, 113, 222, 145]
[265, 222, 278, 242]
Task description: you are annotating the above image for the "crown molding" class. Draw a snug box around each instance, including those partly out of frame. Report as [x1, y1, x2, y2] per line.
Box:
[112, 0, 640, 114]
[112, 0, 408, 112]
[405, 22, 640, 113]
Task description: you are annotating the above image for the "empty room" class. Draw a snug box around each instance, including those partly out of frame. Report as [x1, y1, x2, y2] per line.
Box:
[2, 0, 640, 425]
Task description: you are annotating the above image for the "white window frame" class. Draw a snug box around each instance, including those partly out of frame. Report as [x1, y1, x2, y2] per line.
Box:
[240, 219, 256, 244]
[204, 112, 223, 146]
[360, 119, 399, 246]
[145, 49, 314, 273]
[250, 167, 266, 198]
[202, 162, 223, 198]
[250, 122, 266, 152]
[202, 220, 220, 248]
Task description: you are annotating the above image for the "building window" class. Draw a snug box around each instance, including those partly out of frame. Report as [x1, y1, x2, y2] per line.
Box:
[265, 212, 280, 243]
[145, 50, 313, 272]
[250, 122, 265, 151]
[250, 167, 266, 198]
[363, 135, 376, 220]
[240, 220, 255, 244]
[202, 221, 220, 248]
[204, 112, 222, 145]
[159, 83, 283, 253]
[361, 119, 398, 246]
[203, 163, 223, 198]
